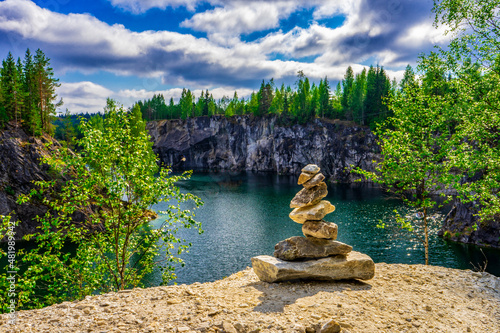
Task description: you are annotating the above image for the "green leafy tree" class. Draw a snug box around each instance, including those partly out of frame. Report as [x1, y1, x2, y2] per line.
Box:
[179, 88, 195, 119]
[431, 0, 500, 222]
[15, 100, 203, 309]
[356, 84, 459, 265]
[61, 109, 77, 148]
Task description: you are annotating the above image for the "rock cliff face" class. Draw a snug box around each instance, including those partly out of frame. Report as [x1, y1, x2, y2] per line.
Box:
[147, 115, 379, 182]
[439, 201, 500, 248]
[0, 125, 57, 240]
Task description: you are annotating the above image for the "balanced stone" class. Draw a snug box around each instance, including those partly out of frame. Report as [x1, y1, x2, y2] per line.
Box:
[290, 182, 328, 208]
[298, 172, 315, 185]
[303, 173, 325, 189]
[302, 220, 338, 239]
[297, 164, 321, 184]
[289, 200, 335, 223]
[251, 251, 376, 282]
[274, 236, 352, 261]
[302, 164, 320, 174]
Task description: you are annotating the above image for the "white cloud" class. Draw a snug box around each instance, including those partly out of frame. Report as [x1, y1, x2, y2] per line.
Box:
[181, 1, 300, 44]
[397, 20, 451, 47]
[58, 81, 114, 114]
[108, 0, 202, 13]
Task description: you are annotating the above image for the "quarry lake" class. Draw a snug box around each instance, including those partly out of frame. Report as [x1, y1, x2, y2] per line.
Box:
[149, 172, 500, 285]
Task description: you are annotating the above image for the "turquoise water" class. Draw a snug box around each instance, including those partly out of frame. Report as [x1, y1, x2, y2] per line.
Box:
[149, 172, 500, 285]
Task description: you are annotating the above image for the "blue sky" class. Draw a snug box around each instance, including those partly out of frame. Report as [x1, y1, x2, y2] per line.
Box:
[0, 0, 450, 113]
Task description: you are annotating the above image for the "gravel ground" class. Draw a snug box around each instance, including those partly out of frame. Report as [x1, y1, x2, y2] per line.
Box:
[1, 263, 499, 333]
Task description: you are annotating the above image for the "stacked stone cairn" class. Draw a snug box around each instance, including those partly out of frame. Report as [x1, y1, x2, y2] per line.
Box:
[252, 164, 375, 283]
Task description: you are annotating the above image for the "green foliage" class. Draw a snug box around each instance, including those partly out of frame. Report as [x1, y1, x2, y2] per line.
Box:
[134, 69, 397, 126]
[357, 0, 500, 262]
[10, 100, 202, 310]
[430, 0, 500, 222]
[355, 81, 459, 264]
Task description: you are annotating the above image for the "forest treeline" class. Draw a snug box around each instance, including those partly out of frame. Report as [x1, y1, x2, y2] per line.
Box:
[136, 66, 399, 127]
[0, 49, 61, 135]
[0, 49, 454, 138]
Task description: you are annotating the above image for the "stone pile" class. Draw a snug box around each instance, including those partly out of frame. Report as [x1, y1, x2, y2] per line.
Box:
[252, 164, 375, 283]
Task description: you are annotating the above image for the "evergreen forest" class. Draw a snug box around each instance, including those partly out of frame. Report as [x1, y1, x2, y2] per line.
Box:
[0, 49, 62, 136]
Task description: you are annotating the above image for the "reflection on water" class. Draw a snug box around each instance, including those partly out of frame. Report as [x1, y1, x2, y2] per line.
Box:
[148, 171, 500, 286]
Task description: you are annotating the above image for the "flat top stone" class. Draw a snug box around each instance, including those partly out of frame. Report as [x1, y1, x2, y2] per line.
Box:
[302, 164, 320, 174]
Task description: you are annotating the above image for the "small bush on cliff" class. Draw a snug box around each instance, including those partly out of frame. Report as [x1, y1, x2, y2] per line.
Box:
[10, 99, 202, 310]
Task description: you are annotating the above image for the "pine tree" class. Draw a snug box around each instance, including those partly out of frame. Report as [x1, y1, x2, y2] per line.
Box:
[318, 77, 331, 119]
[33, 49, 62, 134]
[295, 72, 312, 124]
[349, 68, 367, 124]
[400, 64, 417, 92]
[341, 66, 355, 120]
[1, 53, 27, 127]
[257, 79, 274, 116]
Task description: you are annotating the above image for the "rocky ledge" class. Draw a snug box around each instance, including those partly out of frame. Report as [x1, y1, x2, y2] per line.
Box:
[1, 264, 499, 333]
[0, 125, 56, 240]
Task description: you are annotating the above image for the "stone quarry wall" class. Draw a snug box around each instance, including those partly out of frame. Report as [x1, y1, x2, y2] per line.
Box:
[0, 125, 55, 240]
[147, 116, 380, 183]
[439, 200, 500, 248]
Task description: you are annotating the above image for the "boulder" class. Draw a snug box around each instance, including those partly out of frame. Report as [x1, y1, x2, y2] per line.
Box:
[251, 251, 376, 283]
[290, 182, 328, 208]
[302, 173, 325, 189]
[289, 200, 335, 223]
[274, 236, 352, 261]
[302, 221, 338, 239]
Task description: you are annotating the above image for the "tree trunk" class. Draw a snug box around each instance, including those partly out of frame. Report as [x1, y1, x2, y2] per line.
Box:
[423, 207, 429, 265]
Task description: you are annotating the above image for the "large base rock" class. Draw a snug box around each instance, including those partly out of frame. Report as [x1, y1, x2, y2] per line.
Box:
[251, 251, 375, 283]
[274, 236, 351, 260]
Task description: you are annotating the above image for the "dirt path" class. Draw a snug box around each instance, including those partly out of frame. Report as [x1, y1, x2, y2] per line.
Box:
[1, 263, 499, 332]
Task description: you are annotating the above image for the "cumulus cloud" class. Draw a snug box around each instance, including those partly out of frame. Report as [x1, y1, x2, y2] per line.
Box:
[180, 1, 300, 45]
